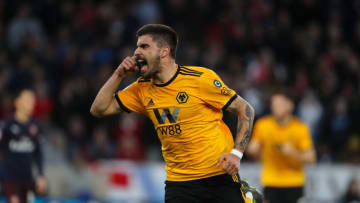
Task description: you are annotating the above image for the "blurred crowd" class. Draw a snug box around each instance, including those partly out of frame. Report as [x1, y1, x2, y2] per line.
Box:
[0, 0, 359, 166]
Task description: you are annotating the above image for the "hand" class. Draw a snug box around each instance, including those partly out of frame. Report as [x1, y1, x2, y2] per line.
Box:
[279, 143, 297, 157]
[217, 153, 241, 175]
[115, 56, 139, 77]
[35, 176, 47, 195]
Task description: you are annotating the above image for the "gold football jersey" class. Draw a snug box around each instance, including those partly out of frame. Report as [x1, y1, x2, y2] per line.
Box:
[252, 116, 313, 187]
[115, 65, 237, 181]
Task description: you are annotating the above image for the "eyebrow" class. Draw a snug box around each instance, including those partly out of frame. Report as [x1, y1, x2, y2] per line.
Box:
[137, 43, 149, 48]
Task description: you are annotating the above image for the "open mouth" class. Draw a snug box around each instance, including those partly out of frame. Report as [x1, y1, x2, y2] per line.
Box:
[136, 58, 148, 74]
[136, 59, 147, 68]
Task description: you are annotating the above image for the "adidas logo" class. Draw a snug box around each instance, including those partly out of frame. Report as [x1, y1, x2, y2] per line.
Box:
[147, 99, 155, 107]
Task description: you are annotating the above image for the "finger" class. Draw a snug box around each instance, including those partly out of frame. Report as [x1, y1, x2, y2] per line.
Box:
[222, 161, 231, 172]
[123, 59, 134, 69]
[217, 155, 226, 166]
[124, 56, 135, 65]
[131, 55, 138, 62]
[226, 162, 237, 175]
[226, 163, 235, 174]
[123, 56, 132, 63]
[229, 168, 237, 176]
[126, 57, 136, 67]
[230, 160, 240, 170]
[229, 162, 240, 175]
[231, 169, 238, 176]
[227, 168, 234, 176]
[123, 63, 136, 73]
[232, 165, 239, 174]
[234, 165, 240, 172]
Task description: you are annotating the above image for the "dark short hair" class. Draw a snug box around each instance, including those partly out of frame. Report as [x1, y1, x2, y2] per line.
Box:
[272, 87, 295, 102]
[12, 88, 34, 100]
[136, 24, 178, 58]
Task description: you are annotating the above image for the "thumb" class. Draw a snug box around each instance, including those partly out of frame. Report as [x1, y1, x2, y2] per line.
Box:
[217, 154, 226, 166]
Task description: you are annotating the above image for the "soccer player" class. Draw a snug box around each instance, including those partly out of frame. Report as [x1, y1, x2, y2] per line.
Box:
[90, 24, 260, 203]
[247, 91, 316, 203]
[0, 89, 47, 203]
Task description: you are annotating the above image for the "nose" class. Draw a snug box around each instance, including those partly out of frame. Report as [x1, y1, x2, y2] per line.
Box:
[134, 48, 142, 57]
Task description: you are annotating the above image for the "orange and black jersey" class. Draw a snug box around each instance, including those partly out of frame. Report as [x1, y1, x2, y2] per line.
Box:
[252, 116, 313, 187]
[115, 65, 237, 181]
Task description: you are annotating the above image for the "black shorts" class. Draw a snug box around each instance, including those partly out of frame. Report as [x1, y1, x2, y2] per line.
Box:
[165, 174, 245, 203]
[263, 186, 303, 203]
[2, 181, 34, 203]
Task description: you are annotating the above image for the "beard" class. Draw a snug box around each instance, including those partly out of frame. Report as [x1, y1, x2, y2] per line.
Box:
[141, 54, 160, 79]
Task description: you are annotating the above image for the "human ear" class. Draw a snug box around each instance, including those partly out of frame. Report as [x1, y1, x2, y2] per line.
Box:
[160, 47, 170, 58]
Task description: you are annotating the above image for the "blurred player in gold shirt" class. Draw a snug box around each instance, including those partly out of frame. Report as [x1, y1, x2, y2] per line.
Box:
[90, 24, 262, 203]
[247, 92, 316, 203]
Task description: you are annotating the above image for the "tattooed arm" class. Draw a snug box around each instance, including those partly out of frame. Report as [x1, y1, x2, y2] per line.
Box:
[218, 95, 255, 175]
[227, 95, 255, 152]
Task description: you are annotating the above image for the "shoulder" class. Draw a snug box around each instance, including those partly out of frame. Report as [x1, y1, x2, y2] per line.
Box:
[179, 66, 225, 87]
[29, 119, 41, 128]
[256, 115, 274, 124]
[255, 115, 274, 126]
[291, 117, 309, 129]
[0, 118, 17, 136]
[179, 66, 218, 78]
[135, 76, 151, 84]
[1, 118, 15, 129]
[29, 120, 42, 136]
[123, 77, 151, 90]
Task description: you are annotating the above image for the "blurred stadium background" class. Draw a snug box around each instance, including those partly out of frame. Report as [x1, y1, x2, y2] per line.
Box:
[0, 0, 359, 202]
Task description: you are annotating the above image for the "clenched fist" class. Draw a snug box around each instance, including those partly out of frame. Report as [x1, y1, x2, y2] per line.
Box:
[115, 56, 139, 77]
[217, 153, 241, 175]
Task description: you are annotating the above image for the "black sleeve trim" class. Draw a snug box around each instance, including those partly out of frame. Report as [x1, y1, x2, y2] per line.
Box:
[222, 94, 238, 111]
[114, 92, 131, 113]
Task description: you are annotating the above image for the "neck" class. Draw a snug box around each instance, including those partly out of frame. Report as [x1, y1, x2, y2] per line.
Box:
[153, 58, 177, 84]
[275, 114, 292, 126]
[15, 111, 31, 123]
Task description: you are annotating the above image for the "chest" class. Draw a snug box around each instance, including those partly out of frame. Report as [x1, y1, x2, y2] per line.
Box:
[142, 85, 203, 126]
[264, 125, 298, 144]
[4, 122, 39, 153]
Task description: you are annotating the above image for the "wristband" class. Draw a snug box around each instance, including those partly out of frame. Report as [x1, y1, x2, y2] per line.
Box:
[231, 149, 243, 160]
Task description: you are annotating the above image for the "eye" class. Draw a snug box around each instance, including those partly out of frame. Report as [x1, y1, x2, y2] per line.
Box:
[139, 44, 149, 49]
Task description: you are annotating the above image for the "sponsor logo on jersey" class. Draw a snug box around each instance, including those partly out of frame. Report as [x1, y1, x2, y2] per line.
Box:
[176, 92, 188, 104]
[214, 80, 222, 87]
[29, 124, 38, 136]
[156, 124, 182, 136]
[153, 108, 182, 136]
[221, 87, 232, 95]
[10, 124, 20, 135]
[9, 136, 35, 153]
[153, 108, 179, 124]
[147, 99, 155, 107]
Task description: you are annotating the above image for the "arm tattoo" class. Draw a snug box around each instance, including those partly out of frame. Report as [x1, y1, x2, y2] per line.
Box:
[234, 104, 254, 152]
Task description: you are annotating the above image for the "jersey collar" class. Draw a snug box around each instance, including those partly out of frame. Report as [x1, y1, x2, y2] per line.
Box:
[154, 65, 180, 87]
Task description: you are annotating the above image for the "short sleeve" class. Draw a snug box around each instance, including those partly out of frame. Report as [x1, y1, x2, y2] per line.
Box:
[199, 70, 237, 110]
[296, 124, 313, 151]
[115, 81, 146, 114]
